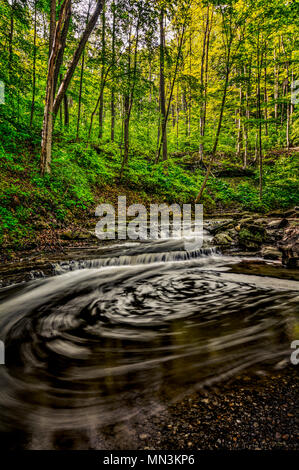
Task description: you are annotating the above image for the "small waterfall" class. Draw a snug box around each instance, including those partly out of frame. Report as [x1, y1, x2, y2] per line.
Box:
[53, 247, 219, 274]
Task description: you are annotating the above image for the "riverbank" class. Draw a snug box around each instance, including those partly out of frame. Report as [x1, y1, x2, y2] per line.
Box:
[1, 142, 298, 257]
[96, 365, 298, 451]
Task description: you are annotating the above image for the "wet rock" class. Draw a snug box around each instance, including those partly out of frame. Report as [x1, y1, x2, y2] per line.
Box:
[267, 207, 299, 219]
[261, 246, 281, 260]
[239, 217, 255, 227]
[60, 230, 94, 241]
[227, 228, 238, 240]
[213, 232, 234, 246]
[61, 230, 74, 240]
[278, 226, 299, 268]
[284, 208, 298, 218]
[238, 223, 267, 251]
[209, 220, 234, 235]
[266, 219, 289, 230]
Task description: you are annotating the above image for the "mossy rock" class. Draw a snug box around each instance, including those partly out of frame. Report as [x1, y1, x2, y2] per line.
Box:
[213, 231, 234, 246]
[238, 223, 267, 250]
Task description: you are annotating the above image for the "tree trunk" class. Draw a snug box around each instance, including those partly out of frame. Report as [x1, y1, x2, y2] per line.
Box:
[41, 0, 104, 174]
[98, 6, 106, 139]
[195, 22, 233, 204]
[236, 77, 243, 159]
[156, 18, 187, 163]
[110, 2, 116, 142]
[199, 5, 210, 160]
[257, 30, 263, 199]
[88, 65, 112, 139]
[76, 53, 85, 140]
[159, 9, 167, 161]
[53, 2, 72, 94]
[8, 1, 15, 80]
[264, 47, 268, 136]
[76, 1, 91, 141]
[121, 14, 140, 175]
[49, 0, 56, 57]
[53, 0, 105, 117]
[274, 46, 279, 123]
[41, 0, 72, 175]
[30, 1, 37, 127]
[64, 93, 69, 127]
[243, 62, 251, 169]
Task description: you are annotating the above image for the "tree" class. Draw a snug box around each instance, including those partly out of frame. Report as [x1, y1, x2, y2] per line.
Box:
[41, 0, 105, 174]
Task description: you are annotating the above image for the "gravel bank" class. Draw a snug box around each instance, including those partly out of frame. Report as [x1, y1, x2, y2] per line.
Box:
[99, 365, 298, 450]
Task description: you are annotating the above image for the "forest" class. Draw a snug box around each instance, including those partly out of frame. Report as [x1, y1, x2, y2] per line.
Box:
[0, 0, 298, 250]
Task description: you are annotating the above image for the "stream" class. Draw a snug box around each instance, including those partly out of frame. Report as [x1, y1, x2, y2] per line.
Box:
[0, 224, 298, 449]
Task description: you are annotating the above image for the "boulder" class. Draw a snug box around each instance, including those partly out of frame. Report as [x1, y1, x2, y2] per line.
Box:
[213, 231, 234, 246]
[60, 230, 94, 241]
[239, 217, 255, 227]
[284, 208, 298, 218]
[266, 219, 289, 230]
[238, 223, 267, 251]
[60, 230, 74, 240]
[278, 226, 299, 268]
[209, 220, 234, 235]
[227, 227, 238, 240]
[261, 246, 281, 260]
[267, 207, 299, 219]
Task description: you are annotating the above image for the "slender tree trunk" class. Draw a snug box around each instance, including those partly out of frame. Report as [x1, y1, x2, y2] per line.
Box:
[30, 1, 37, 127]
[195, 27, 233, 204]
[274, 46, 279, 123]
[201, 11, 212, 157]
[110, 2, 116, 142]
[171, 103, 176, 127]
[286, 100, 290, 149]
[264, 46, 268, 136]
[88, 65, 112, 139]
[53, 0, 105, 117]
[188, 29, 192, 140]
[236, 75, 243, 159]
[156, 18, 187, 163]
[98, 6, 106, 139]
[243, 62, 251, 169]
[199, 5, 210, 160]
[53, 2, 72, 94]
[76, 1, 91, 141]
[254, 132, 258, 163]
[41, 0, 104, 173]
[183, 89, 188, 137]
[176, 83, 179, 150]
[76, 53, 85, 140]
[41, 0, 71, 175]
[286, 64, 290, 149]
[64, 93, 69, 127]
[257, 30, 263, 199]
[121, 14, 140, 175]
[158, 8, 167, 161]
[49, 0, 56, 57]
[8, 2, 15, 80]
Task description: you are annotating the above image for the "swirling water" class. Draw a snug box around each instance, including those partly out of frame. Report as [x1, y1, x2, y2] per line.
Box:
[0, 233, 298, 448]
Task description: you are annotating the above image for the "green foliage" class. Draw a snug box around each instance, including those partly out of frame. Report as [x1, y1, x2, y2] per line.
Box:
[0, 0, 298, 249]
